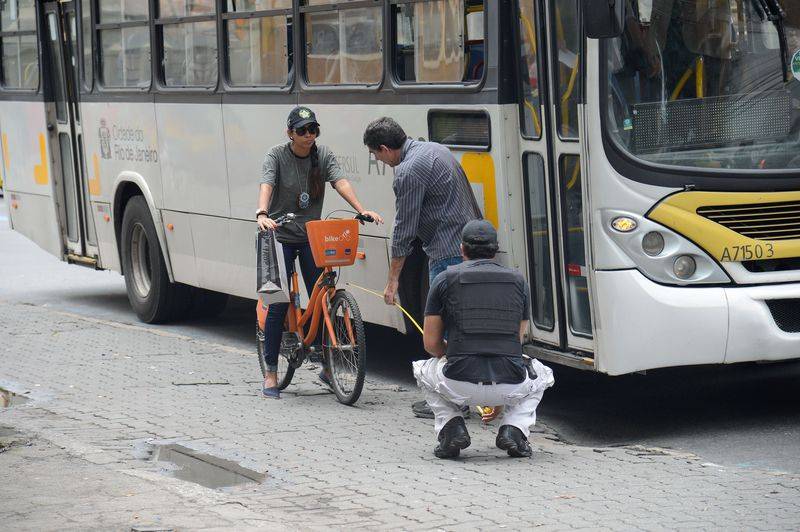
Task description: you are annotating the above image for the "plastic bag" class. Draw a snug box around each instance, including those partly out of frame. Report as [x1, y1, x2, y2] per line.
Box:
[256, 230, 290, 304]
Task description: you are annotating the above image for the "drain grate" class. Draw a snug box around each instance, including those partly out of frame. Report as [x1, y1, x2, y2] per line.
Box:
[153, 444, 265, 489]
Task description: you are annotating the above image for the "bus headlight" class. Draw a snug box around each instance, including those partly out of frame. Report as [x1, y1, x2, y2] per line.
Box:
[642, 231, 664, 256]
[601, 210, 731, 285]
[611, 216, 637, 232]
[673, 255, 696, 279]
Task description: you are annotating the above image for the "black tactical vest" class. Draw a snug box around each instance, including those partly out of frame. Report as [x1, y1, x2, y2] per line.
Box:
[444, 260, 524, 357]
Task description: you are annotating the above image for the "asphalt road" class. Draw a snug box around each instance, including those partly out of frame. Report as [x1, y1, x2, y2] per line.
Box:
[2, 196, 799, 474]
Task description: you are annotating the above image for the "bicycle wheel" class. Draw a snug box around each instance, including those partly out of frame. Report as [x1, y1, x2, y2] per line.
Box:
[323, 290, 366, 405]
[257, 321, 295, 390]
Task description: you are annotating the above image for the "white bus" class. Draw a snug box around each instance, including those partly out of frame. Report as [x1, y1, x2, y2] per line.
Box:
[3, 0, 799, 375]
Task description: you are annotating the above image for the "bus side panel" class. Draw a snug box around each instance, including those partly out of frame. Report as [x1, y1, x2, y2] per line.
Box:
[158, 102, 230, 293]
[1, 101, 63, 257]
[81, 101, 163, 273]
[162, 210, 198, 287]
[336, 235, 404, 331]
[158, 103, 228, 217]
[223, 104, 294, 221]
[593, 269, 728, 375]
[191, 214, 239, 295]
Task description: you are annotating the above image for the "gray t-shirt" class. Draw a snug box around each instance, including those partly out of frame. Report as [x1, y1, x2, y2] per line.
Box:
[261, 142, 346, 243]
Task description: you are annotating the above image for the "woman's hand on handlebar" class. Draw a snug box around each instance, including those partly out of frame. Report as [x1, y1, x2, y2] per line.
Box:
[257, 214, 278, 231]
[356, 210, 384, 225]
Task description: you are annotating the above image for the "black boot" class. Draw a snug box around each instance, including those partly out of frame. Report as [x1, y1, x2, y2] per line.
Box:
[434, 417, 471, 459]
[496, 425, 532, 458]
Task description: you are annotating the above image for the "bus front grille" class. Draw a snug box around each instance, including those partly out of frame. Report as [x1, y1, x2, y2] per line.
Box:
[743, 257, 800, 273]
[697, 201, 800, 241]
[765, 299, 800, 333]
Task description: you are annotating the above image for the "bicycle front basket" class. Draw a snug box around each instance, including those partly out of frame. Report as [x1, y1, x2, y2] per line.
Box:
[306, 219, 360, 267]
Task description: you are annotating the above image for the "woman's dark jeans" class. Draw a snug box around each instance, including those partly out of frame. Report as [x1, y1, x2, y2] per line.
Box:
[264, 241, 321, 372]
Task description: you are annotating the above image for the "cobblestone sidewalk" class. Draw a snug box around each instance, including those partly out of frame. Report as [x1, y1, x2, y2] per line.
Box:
[1, 300, 799, 530]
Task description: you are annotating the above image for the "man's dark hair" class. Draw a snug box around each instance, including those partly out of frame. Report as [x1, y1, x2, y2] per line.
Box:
[363, 117, 407, 150]
[462, 241, 499, 260]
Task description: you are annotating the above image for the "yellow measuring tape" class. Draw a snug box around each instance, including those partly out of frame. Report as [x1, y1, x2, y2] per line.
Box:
[346, 282, 424, 335]
[347, 282, 495, 418]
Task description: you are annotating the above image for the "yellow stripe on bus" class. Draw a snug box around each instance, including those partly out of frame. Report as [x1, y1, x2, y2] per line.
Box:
[648, 191, 800, 262]
[2, 133, 9, 172]
[89, 153, 101, 196]
[33, 133, 48, 185]
[461, 152, 499, 228]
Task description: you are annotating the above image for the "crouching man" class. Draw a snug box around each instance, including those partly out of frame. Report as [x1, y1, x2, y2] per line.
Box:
[413, 220, 554, 459]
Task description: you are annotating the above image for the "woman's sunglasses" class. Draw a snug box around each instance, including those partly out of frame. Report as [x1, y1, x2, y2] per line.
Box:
[294, 124, 320, 136]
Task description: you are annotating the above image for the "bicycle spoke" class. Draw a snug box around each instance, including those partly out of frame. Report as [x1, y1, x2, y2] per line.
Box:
[323, 292, 365, 404]
[335, 348, 359, 373]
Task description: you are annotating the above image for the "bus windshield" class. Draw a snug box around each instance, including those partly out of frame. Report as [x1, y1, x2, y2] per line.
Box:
[605, 1, 800, 173]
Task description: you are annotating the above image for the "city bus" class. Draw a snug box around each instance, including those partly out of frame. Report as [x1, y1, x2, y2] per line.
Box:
[2, 0, 799, 375]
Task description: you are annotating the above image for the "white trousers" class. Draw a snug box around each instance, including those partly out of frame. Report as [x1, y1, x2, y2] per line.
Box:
[413, 357, 554, 437]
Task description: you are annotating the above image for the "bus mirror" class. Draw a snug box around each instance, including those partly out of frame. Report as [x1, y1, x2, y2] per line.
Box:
[583, 0, 625, 39]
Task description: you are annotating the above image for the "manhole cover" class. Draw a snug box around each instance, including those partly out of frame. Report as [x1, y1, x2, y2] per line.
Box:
[153, 444, 265, 489]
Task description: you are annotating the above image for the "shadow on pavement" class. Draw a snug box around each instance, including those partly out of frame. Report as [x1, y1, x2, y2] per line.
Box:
[540, 361, 800, 448]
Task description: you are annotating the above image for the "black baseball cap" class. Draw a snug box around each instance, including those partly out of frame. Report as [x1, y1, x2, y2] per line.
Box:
[461, 219, 497, 245]
[287, 106, 319, 130]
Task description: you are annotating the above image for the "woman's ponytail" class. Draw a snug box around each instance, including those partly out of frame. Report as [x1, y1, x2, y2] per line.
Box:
[309, 143, 324, 200]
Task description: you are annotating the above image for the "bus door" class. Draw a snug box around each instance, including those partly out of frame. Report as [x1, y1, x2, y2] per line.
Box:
[517, 0, 594, 356]
[41, 0, 97, 262]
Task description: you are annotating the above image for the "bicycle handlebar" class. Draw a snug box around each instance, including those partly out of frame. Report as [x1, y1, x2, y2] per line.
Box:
[354, 213, 374, 224]
[269, 212, 372, 228]
[272, 213, 296, 226]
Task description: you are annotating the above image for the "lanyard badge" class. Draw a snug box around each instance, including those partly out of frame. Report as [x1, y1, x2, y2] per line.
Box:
[298, 192, 310, 210]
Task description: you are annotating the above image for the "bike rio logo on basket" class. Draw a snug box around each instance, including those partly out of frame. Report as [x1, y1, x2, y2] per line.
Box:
[324, 229, 354, 259]
[325, 228, 353, 242]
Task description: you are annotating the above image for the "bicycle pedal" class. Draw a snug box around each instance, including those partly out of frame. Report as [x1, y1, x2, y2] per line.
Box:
[308, 352, 323, 364]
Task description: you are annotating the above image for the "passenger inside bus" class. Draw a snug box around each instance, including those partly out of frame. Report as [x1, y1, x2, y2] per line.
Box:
[607, 0, 800, 171]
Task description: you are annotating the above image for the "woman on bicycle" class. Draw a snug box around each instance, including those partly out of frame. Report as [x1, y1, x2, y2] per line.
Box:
[257, 106, 383, 399]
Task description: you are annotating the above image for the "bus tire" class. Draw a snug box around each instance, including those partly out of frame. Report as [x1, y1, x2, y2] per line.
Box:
[120, 196, 189, 323]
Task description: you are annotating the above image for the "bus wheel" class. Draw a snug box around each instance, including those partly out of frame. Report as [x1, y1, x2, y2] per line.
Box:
[121, 196, 189, 323]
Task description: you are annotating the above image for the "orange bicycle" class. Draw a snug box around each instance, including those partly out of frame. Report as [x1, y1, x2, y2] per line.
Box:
[257, 213, 371, 405]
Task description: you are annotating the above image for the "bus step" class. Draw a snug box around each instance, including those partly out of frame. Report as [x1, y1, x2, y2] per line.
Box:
[66, 253, 99, 269]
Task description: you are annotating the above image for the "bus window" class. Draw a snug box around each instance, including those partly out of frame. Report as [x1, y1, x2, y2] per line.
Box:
[519, 0, 542, 138]
[81, 0, 93, 90]
[158, 0, 218, 88]
[524, 153, 555, 330]
[159, 0, 215, 17]
[606, 0, 800, 172]
[99, 0, 148, 22]
[224, 0, 292, 87]
[393, 0, 484, 84]
[302, 0, 382, 86]
[560, 155, 591, 337]
[0, 0, 38, 90]
[553, 0, 580, 139]
[98, 1, 151, 89]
